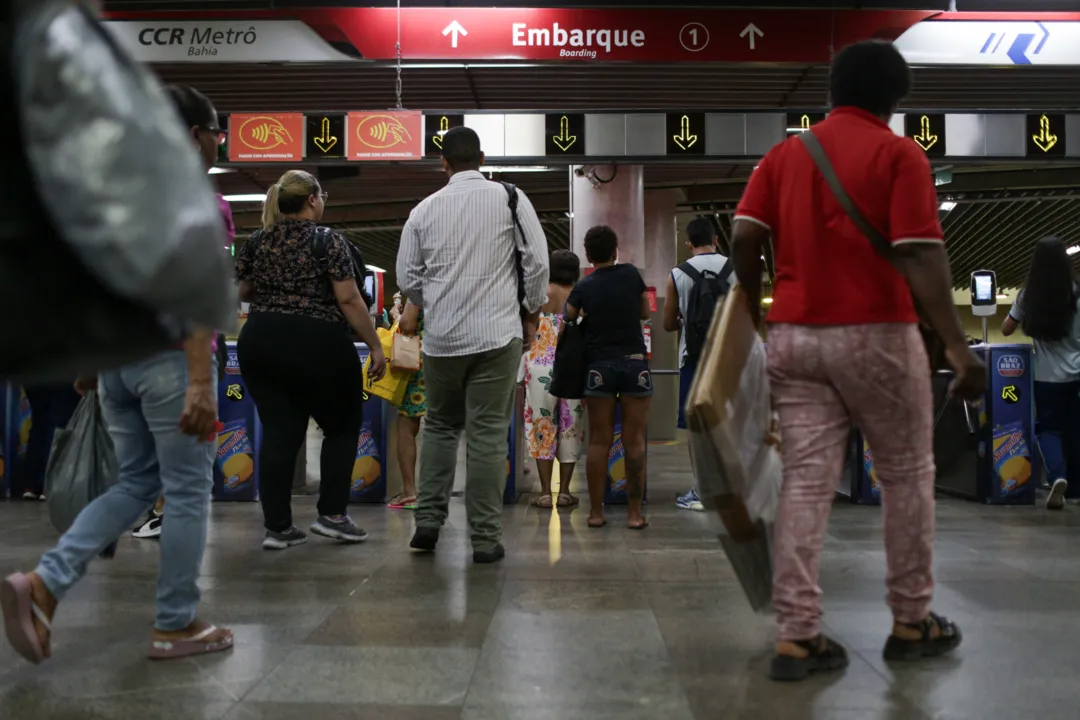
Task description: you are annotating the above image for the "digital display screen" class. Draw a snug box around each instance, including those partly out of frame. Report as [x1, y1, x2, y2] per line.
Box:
[974, 275, 993, 302]
[364, 274, 375, 301]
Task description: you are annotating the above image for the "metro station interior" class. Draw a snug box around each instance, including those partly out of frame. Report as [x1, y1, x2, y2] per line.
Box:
[4, 1, 1080, 719]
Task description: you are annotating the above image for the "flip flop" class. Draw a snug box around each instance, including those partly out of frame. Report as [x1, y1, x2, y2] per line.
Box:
[387, 494, 418, 510]
[627, 520, 650, 530]
[556, 494, 580, 508]
[0, 573, 52, 665]
[587, 518, 607, 528]
[530, 495, 554, 509]
[148, 624, 234, 660]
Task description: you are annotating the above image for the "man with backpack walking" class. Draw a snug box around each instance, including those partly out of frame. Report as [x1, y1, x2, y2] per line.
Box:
[663, 216, 735, 511]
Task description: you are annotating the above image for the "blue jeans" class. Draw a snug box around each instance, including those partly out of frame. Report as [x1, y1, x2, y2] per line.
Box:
[1034, 380, 1080, 498]
[35, 351, 215, 631]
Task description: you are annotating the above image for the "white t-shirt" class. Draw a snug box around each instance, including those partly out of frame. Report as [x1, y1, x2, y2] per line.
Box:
[671, 252, 734, 368]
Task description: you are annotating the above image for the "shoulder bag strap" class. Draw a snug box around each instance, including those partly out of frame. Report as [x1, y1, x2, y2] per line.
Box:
[797, 131, 900, 271]
[499, 181, 527, 306]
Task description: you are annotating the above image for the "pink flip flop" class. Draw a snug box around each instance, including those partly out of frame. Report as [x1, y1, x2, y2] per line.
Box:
[0, 573, 52, 665]
[147, 625, 234, 660]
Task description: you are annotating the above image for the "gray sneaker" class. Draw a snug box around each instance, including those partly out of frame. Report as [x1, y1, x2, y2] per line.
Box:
[263, 526, 308, 550]
[310, 516, 369, 543]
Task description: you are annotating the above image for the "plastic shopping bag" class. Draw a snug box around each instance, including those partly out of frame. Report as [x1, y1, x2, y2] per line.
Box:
[45, 392, 118, 540]
[364, 328, 411, 405]
[685, 285, 782, 611]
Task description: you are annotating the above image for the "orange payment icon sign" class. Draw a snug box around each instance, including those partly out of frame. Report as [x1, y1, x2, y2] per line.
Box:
[229, 113, 303, 162]
[347, 111, 423, 161]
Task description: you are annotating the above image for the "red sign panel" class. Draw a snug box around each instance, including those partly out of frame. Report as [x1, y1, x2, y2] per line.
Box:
[347, 111, 423, 161]
[322, 8, 936, 63]
[229, 113, 303, 162]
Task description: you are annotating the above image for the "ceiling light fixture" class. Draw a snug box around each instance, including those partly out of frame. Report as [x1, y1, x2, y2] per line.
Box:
[762, 297, 774, 305]
[480, 165, 552, 173]
[222, 194, 266, 203]
[939, 201, 957, 212]
[365, 265, 387, 273]
[208, 167, 235, 175]
[1068, 246, 1080, 256]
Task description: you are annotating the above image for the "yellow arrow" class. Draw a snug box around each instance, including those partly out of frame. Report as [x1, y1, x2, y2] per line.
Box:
[1032, 114, 1058, 152]
[225, 384, 244, 400]
[801, 114, 812, 131]
[552, 115, 577, 152]
[432, 116, 450, 149]
[1002, 385, 1018, 403]
[673, 115, 698, 150]
[312, 117, 337, 153]
[913, 115, 938, 151]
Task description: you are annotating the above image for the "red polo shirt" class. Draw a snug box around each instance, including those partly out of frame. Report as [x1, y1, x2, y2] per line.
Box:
[735, 107, 944, 325]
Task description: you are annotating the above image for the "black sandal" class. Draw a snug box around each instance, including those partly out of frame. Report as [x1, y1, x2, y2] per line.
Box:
[769, 635, 849, 682]
[883, 612, 962, 662]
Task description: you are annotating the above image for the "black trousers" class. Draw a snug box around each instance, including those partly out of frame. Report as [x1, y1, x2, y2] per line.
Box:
[237, 312, 364, 532]
[22, 384, 80, 495]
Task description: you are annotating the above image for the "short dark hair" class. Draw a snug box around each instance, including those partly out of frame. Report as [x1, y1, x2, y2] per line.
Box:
[829, 40, 912, 117]
[686, 217, 716, 249]
[549, 249, 580, 286]
[165, 84, 217, 129]
[441, 126, 482, 171]
[583, 225, 618, 264]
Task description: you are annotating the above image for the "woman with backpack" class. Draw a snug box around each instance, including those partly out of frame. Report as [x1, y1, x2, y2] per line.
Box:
[235, 169, 386, 550]
[1002, 236, 1080, 510]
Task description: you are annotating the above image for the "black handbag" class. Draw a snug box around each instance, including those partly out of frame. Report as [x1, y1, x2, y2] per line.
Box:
[549, 317, 587, 400]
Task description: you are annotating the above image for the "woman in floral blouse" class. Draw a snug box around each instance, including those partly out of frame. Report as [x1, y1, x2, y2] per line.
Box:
[524, 250, 585, 508]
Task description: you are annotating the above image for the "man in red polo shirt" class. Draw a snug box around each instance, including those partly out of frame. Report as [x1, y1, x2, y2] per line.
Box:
[731, 41, 985, 681]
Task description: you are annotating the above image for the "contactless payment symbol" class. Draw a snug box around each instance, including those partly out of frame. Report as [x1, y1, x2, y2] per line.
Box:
[997, 354, 1025, 378]
[225, 383, 246, 402]
[1002, 385, 1020, 404]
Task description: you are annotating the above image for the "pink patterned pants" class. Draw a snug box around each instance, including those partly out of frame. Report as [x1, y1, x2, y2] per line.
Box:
[768, 324, 936, 642]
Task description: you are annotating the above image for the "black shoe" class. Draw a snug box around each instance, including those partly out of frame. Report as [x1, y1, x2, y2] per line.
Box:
[473, 544, 505, 564]
[410, 526, 440, 552]
[770, 635, 849, 682]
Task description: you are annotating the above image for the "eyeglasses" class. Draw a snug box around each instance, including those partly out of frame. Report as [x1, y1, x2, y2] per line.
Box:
[318, 192, 329, 202]
[201, 125, 228, 146]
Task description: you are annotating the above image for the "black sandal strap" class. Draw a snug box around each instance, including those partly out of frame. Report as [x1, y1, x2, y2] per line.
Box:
[899, 612, 958, 641]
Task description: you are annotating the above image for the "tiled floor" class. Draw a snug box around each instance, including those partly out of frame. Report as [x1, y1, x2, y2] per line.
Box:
[1, 443, 1077, 719]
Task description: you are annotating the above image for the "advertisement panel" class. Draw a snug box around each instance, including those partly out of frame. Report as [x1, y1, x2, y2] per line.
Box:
[228, 113, 304, 162]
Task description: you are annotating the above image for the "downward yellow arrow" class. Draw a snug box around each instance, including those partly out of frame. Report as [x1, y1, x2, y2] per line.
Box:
[673, 115, 698, 150]
[552, 115, 577, 152]
[913, 115, 938, 152]
[1032, 114, 1058, 152]
[312, 117, 337, 153]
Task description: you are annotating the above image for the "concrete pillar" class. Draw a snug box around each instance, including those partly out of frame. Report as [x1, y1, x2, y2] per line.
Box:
[643, 189, 681, 442]
[570, 165, 644, 266]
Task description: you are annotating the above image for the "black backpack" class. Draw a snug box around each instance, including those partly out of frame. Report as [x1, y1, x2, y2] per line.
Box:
[678, 259, 734, 361]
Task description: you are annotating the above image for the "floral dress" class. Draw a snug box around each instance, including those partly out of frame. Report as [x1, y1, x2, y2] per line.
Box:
[398, 310, 427, 418]
[523, 312, 584, 462]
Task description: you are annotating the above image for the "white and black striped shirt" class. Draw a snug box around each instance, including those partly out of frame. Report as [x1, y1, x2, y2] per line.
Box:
[397, 171, 550, 357]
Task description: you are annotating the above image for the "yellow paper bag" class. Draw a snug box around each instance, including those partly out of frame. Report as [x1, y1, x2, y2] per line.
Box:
[363, 325, 410, 406]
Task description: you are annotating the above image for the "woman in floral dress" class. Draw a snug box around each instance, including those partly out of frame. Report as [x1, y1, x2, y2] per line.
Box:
[389, 301, 426, 510]
[524, 250, 585, 508]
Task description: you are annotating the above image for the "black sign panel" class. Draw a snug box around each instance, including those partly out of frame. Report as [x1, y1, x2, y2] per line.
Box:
[545, 113, 586, 156]
[665, 113, 705, 156]
[305, 114, 346, 160]
[904, 113, 946, 158]
[785, 112, 826, 137]
[425, 114, 464, 156]
[1026, 113, 1066, 158]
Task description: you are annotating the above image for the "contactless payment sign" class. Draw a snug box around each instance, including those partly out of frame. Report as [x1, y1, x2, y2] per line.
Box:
[229, 113, 303, 162]
[347, 111, 424, 160]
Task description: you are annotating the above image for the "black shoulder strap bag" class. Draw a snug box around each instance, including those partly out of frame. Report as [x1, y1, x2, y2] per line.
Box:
[797, 131, 947, 373]
[499, 182, 528, 318]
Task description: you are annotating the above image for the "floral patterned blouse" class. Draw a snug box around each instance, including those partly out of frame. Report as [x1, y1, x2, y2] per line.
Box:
[235, 219, 354, 325]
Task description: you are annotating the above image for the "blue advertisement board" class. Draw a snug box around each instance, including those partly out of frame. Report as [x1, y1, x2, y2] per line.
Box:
[352, 344, 388, 504]
[980, 345, 1038, 505]
[603, 405, 648, 506]
[846, 431, 882, 506]
[213, 343, 261, 501]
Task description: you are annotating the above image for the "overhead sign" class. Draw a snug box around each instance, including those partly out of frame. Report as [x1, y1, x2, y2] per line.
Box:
[785, 112, 826, 137]
[347, 111, 424, 160]
[1026, 113, 1066, 157]
[545, 114, 586, 156]
[905, 113, 947, 158]
[306, 114, 346, 160]
[894, 19, 1080, 66]
[228, 113, 304, 162]
[424, 114, 465, 156]
[666, 113, 705, 156]
[102, 20, 354, 62]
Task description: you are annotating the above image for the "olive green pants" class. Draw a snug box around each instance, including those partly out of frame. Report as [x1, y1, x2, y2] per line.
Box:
[415, 339, 522, 552]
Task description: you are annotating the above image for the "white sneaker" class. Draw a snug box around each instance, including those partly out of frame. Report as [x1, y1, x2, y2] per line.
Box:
[132, 511, 163, 539]
[1047, 478, 1068, 510]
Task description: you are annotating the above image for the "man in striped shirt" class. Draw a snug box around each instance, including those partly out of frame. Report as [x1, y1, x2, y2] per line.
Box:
[397, 127, 549, 564]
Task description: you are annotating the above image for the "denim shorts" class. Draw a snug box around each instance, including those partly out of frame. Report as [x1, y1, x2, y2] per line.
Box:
[585, 355, 653, 398]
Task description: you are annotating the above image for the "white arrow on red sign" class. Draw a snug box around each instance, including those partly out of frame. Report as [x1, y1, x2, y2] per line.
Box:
[740, 22, 764, 50]
[442, 20, 468, 48]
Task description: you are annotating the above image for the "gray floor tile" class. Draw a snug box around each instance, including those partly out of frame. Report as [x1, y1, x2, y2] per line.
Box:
[227, 702, 462, 720]
[245, 646, 479, 705]
[305, 605, 494, 648]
